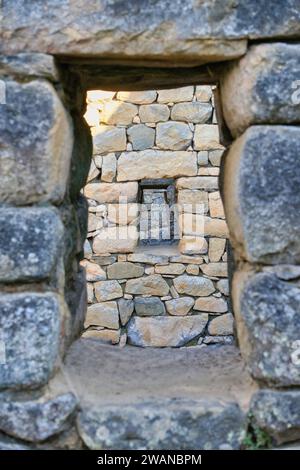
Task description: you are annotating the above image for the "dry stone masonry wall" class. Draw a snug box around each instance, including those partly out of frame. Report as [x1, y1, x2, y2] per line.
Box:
[81, 86, 232, 347]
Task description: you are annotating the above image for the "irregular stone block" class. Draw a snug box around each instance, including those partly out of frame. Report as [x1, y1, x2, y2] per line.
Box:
[85, 302, 119, 330]
[93, 126, 126, 154]
[118, 298, 134, 326]
[0, 393, 77, 443]
[101, 101, 138, 125]
[173, 275, 215, 296]
[180, 214, 228, 237]
[117, 91, 157, 104]
[176, 176, 219, 191]
[177, 189, 209, 214]
[117, 150, 197, 181]
[233, 271, 300, 386]
[0, 79, 73, 204]
[165, 297, 194, 316]
[107, 203, 139, 225]
[194, 297, 228, 313]
[209, 192, 225, 218]
[139, 104, 170, 122]
[223, 126, 300, 264]
[94, 280, 123, 302]
[194, 124, 223, 151]
[0, 293, 63, 390]
[134, 297, 165, 316]
[170, 254, 203, 265]
[127, 315, 208, 347]
[200, 263, 228, 277]
[209, 149, 224, 166]
[250, 389, 300, 445]
[107, 262, 144, 279]
[155, 264, 185, 275]
[217, 279, 229, 296]
[208, 313, 234, 335]
[156, 122, 193, 150]
[179, 236, 208, 255]
[84, 182, 138, 203]
[78, 397, 245, 449]
[0, 53, 59, 81]
[93, 226, 139, 254]
[80, 260, 106, 282]
[209, 238, 226, 262]
[171, 102, 212, 123]
[127, 124, 155, 150]
[157, 87, 194, 103]
[127, 253, 169, 265]
[202, 335, 234, 345]
[195, 86, 212, 102]
[0, 207, 64, 283]
[101, 153, 116, 182]
[221, 43, 300, 137]
[82, 328, 120, 344]
[125, 275, 169, 296]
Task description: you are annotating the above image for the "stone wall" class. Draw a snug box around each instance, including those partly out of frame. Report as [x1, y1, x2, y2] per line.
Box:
[81, 86, 232, 347]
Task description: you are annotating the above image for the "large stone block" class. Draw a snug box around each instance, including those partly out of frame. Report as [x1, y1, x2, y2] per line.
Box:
[0, 293, 64, 390]
[125, 275, 169, 296]
[127, 124, 155, 150]
[85, 302, 119, 330]
[0, 393, 78, 443]
[171, 102, 212, 123]
[117, 150, 197, 181]
[93, 126, 126, 154]
[117, 91, 157, 104]
[0, 53, 59, 81]
[233, 270, 300, 386]
[194, 124, 223, 150]
[84, 182, 138, 203]
[101, 101, 138, 125]
[173, 275, 215, 296]
[223, 126, 300, 264]
[0, 79, 73, 204]
[221, 43, 300, 137]
[134, 297, 165, 317]
[156, 122, 193, 150]
[93, 226, 139, 254]
[177, 190, 209, 214]
[127, 315, 208, 347]
[176, 176, 219, 191]
[139, 104, 170, 123]
[0, 207, 64, 283]
[250, 390, 300, 445]
[107, 262, 144, 279]
[157, 87, 194, 103]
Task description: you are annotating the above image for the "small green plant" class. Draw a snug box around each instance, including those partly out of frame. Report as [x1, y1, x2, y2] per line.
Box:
[242, 413, 272, 450]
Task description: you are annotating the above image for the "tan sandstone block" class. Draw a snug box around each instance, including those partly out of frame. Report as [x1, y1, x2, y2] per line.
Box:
[101, 153, 117, 182]
[101, 101, 138, 125]
[179, 236, 208, 255]
[209, 192, 225, 218]
[117, 91, 157, 104]
[93, 125, 127, 154]
[85, 301, 119, 329]
[209, 238, 226, 262]
[201, 263, 228, 278]
[165, 297, 195, 316]
[80, 260, 106, 282]
[194, 296, 228, 314]
[84, 182, 138, 204]
[139, 104, 170, 123]
[157, 87, 194, 103]
[208, 313, 234, 335]
[155, 264, 185, 275]
[93, 226, 139, 254]
[125, 274, 169, 296]
[194, 124, 224, 150]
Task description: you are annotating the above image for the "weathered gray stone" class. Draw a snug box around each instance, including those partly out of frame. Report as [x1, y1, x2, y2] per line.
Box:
[223, 126, 300, 264]
[234, 271, 300, 386]
[127, 253, 169, 265]
[165, 297, 194, 316]
[156, 122, 193, 150]
[127, 315, 208, 347]
[208, 313, 234, 335]
[85, 302, 119, 330]
[117, 150, 197, 181]
[117, 91, 157, 104]
[139, 104, 170, 123]
[217, 279, 229, 296]
[0, 53, 59, 81]
[202, 335, 234, 345]
[127, 124, 155, 150]
[135, 297, 165, 316]
[78, 398, 245, 450]
[0, 78, 73, 204]
[157, 87, 194, 103]
[0, 293, 63, 390]
[118, 298, 134, 326]
[125, 275, 169, 297]
[93, 126, 126, 154]
[84, 182, 138, 203]
[221, 43, 300, 137]
[0, 393, 77, 443]
[107, 262, 144, 279]
[94, 280, 123, 302]
[0, 208, 64, 283]
[171, 102, 212, 123]
[173, 275, 215, 296]
[250, 389, 300, 445]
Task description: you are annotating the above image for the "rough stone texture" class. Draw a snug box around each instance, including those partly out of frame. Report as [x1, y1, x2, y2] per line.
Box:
[195, 86, 213, 102]
[93, 126, 126, 154]
[209, 238, 226, 262]
[127, 124, 155, 150]
[101, 153, 117, 182]
[134, 297, 165, 317]
[125, 275, 169, 297]
[107, 262, 144, 279]
[156, 122, 193, 150]
[223, 126, 300, 264]
[201, 263, 228, 277]
[171, 102, 212, 123]
[179, 236, 208, 255]
[80, 260, 106, 282]
[0, 207, 64, 283]
[221, 43, 300, 137]
[0, 53, 59, 81]
[176, 176, 219, 190]
[155, 264, 185, 275]
[127, 315, 208, 347]
[117, 150, 197, 181]
[117, 91, 157, 104]
[82, 328, 120, 344]
[208, 313, 234, 335]
[78, 398, 245, 450]
[101, 101, 137, 125]
[173, 275, 215, 296]
[93, 226, 139, 254]
[194, 297, 227, 313]
[94, 280, 123, 302]
[209, 192, 225, 218]
[84, 182, 138, 203]
[157, 87, 194, 103]
[0, 393, 77, 443]
[85, 302, 119, 330]
[180, 214, 228, 237]
[234, 271, 300, 386]
[0, 293, 63, 390]
[177, 190, 209, 214]
[0, 78, 73, 204]
[194, 124, 223, 150]
[118, 299, 134, 326]
[127, 253, 169, 265]
[250, 389, 300, 445]
[139, 104, 170, 123]
[107, 203, 139, 225]
[217, 279, 229, 296]
[165, 297, 195, 316]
